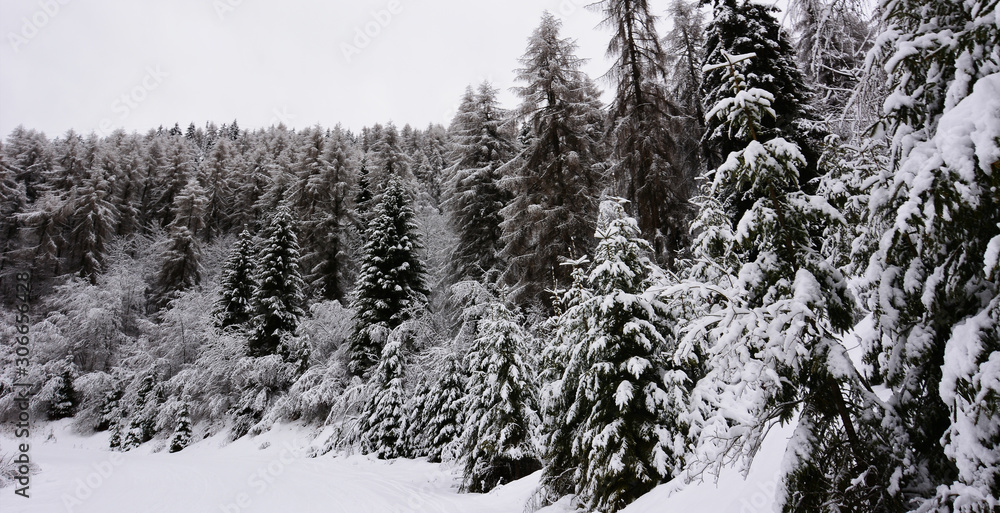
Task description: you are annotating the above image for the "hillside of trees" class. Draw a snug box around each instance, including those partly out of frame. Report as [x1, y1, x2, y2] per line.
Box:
[1, 0, 998, 511]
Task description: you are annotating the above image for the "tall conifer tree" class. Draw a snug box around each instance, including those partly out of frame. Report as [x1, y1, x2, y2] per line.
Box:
[446, 83, 517, 283]
[592, 0, 698, 264]
[247, 205, 306, 357]
[347, 175, 428, 376]
[215, 228, 256, 329]
[500, 12, 606, 309]
[459, 300, 540, 493]
[861, 0, 1000, 508]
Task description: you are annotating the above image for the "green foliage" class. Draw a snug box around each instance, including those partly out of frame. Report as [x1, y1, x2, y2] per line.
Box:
[358, 336, 409, 459]
[540, 201, 688, 512]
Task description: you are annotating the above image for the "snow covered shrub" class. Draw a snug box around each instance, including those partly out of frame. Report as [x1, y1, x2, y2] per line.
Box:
[68, 371, 115, 431]
[165, 331, 245, 424]
[296, 300, 354, 364]
[229, 355, 296, 440]
[149, 288, 218, 376]
[266, 356, 350, 425]
[43, 278, 131, 373]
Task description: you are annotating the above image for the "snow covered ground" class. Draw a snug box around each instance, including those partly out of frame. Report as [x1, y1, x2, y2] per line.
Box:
[1, 419, 792, 513]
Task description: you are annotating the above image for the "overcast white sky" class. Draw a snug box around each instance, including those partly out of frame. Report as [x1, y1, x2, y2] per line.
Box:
[0, 0, 682, 139]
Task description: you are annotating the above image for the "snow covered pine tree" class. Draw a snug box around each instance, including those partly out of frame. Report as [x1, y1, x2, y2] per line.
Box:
[862, 0, 1000, 507]
[247, 205, 306, 358]
[214, 228, 256, 330]
[347, 174, 428, 376]
[460, 299, 540, 493]
[540, 200, 689, 512]
[682, 53, 897, 512]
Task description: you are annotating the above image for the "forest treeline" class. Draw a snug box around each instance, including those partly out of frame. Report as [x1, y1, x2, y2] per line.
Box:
[1, 0, 998, 512]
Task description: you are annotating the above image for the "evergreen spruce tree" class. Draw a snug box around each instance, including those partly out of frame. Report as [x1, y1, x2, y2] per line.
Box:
[500, 12, 606, 309]
[169, 401, 193, 453]
[357, 335, 408, 459]
[446, 83, 517, 282]
[684, 55, 897, 512]
[154, 225, 201, 310]
[536, 266, 591, 503]
[292, 125, 356, 303]
[422, 355, 466, 463]
[592, 0, 699, 264]
[543, 200, 687, 512]
[121, 374, 161, 451]
[459, 300, 540, 493]
[108, 419, 123, 450]
[48, 366, 76, 420]
[860, 0, 1000, 508]
[215, 228, 257, 329]
[347, 175, 428, 376]
[67, 167, 118, 284]
[98, 382, 124, 433]
[247, 205, 306, 358]
[403, 378, 432, 458]
[701, 0, 825, 188]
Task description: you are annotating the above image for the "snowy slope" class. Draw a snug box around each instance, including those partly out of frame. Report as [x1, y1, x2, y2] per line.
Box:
[1, 421, 536, 513]
[1, 417, 793, 513]
[3, 317, 891, 513]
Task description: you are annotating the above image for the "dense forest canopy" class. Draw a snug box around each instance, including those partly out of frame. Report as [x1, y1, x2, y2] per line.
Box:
[1, 1, 998, 512]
